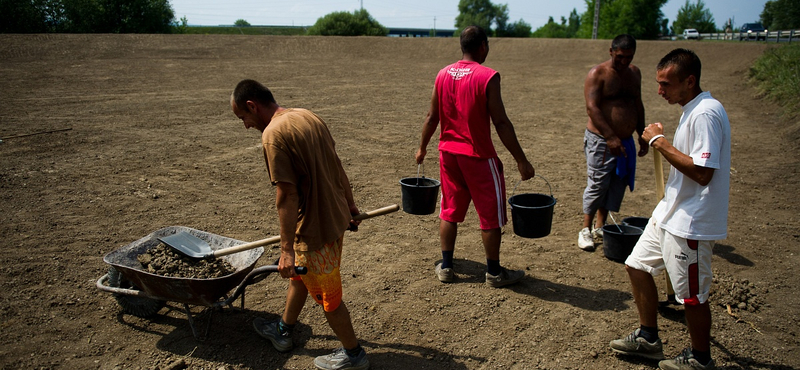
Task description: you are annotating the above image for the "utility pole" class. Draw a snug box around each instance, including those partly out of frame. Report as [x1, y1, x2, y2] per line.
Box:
[434, 16, 436, 35]
[360, 0, 363, 11]
[592, 0, 601, 40]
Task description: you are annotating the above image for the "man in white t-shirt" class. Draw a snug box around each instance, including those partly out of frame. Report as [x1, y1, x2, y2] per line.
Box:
[609, 49, 730, 370]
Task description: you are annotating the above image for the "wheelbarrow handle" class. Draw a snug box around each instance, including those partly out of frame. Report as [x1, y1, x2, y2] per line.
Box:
[253, 265, 308, 275]
[212, 204, 400, 258]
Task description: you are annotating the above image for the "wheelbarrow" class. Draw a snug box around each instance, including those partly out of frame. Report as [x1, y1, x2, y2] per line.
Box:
[96, 225, 298, 339]
[96, 205, 400, 339]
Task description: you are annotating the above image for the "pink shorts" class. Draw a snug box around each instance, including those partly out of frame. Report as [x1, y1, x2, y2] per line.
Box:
[439, 151, 507, 229]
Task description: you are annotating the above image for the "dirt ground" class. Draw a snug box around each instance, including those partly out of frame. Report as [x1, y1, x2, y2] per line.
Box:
[1, 35, 798, 370]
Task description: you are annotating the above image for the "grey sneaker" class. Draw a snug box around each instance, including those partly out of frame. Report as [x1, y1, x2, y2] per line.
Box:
[485, 268, 524, 288]
[609, 329, 665, 360]
[578, 227, 595, 251]
[253, 318, 293, 352]
[592, 227, 604, 239]
[659, 347, 716, 370]
[314, 347, 370, 370]
[435, 263, 454, 283]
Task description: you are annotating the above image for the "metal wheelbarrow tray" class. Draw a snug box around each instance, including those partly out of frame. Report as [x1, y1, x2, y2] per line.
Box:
[96, 226, 273, 338]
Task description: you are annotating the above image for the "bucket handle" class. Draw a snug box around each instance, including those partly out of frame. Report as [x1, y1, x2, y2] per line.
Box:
[415, 163, 427, 185]
[511, 174, 554, 198]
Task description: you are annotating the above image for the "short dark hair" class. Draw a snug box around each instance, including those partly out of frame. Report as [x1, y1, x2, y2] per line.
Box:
[232, 79, 276, 110]
[611, 34, 636, 51]
[460, 25, 488, 55]
[657, 48, 701, 83]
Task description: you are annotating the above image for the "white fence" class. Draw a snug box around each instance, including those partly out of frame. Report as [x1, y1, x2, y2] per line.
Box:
[693, 29, 800, 43]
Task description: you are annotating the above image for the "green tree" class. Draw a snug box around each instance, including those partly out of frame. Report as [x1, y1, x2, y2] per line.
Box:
[577, 0, 667, 39]
[532, 8, 581, 38]
[532, 16, 568, 38]
[455, 0, 530, 37]
[87, 0, 175, 33]
[0, 0, 66, 32]
[172, 15, 189, 34]
[501, 19, 532, 37]
[234, 19, 250, 27]
[60, 0, 107, 33]
[455, 0, 498, 33]
[307, 9, 387, 36]
[660, 18, 671, 36]
[495, 6, 531, 38]
[566, 8, 581, 37]
[672, 0, 716, 35]
[2, 0, 177, 33]
[761, 0, 800, 30]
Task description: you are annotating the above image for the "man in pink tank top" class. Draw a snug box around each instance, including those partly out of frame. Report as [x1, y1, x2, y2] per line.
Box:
[415, 25, 536, 288]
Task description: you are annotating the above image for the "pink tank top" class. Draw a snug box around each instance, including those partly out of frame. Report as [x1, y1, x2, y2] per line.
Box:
[435, 60, 498, 159]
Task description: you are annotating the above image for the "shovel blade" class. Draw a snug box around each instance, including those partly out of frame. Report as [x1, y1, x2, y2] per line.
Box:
[158, 231, 212, 259]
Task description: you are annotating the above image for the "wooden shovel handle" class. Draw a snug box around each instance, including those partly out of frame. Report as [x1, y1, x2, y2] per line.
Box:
[212, 204, 400, 258]
[654, 152, 666, 200]
[654, 151, 675, 297]
[352, 204, 400, 220]
[213, 235, 282, 258]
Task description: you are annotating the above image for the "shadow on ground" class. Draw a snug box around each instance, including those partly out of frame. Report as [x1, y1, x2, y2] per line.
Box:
[443, 258, 632, 312]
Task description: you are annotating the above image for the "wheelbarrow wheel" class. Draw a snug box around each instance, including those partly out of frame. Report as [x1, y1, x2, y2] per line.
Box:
[107, 267, 165, 318]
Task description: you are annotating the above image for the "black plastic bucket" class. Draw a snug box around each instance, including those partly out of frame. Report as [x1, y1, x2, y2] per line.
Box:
[622, 216, 649, 230]
[400, 177, 440, 215]
[602, 224, 644, 263]
[508, 175, 556, 238]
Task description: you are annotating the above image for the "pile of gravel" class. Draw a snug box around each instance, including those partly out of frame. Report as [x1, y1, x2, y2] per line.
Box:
[137, 242, 235, 279]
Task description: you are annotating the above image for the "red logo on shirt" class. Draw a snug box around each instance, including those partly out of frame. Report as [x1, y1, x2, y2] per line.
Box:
[701, 153, 711, 159]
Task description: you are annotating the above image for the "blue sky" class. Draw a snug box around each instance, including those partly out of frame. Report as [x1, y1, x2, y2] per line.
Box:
[170, 0, 768, 31]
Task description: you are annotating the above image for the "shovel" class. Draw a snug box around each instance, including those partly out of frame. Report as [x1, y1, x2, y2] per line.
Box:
[159, 204, 400, 259]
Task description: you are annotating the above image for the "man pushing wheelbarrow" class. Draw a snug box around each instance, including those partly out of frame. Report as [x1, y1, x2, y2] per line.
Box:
[231, 79, 370, 370]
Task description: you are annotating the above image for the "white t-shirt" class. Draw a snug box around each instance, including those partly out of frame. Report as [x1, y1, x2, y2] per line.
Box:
[652, 91, 731, 240]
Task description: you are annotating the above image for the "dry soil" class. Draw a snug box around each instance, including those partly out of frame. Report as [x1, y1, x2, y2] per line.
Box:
[1, 35, 798, 370]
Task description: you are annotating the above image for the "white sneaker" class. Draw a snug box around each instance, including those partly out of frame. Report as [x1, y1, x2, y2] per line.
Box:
[592, 227, 604, 239]
[578, 227, 595, 251]
[434, 263, 454, 283]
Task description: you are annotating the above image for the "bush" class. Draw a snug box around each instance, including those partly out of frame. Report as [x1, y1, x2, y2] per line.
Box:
[307, 9, 387, 36]
[749, 44, 800, 118]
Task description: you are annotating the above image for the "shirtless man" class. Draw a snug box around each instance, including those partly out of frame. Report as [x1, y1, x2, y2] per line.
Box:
[578, 34, 649, 251]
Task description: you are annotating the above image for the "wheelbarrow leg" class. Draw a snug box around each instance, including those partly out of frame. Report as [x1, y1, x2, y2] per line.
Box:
[181, 303, 214, 341]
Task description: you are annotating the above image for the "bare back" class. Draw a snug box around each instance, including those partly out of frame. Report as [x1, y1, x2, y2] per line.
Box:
[584, 59, 642, 140]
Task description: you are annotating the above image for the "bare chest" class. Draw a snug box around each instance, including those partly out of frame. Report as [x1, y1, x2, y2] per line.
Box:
[602, 72, 639, 100]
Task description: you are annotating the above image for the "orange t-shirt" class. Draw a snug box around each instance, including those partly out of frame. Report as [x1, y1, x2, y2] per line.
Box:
[261, 108, 351, 251]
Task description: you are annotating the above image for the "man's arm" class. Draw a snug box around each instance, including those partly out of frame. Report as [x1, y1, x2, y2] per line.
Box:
[643, 123, 715, 186]
[584, 67, 623, 156]
[486, 74, 535, 180]
[275, 181, 299, 278]
[416, 86, 440, 164]
[335, 155, 360, 230]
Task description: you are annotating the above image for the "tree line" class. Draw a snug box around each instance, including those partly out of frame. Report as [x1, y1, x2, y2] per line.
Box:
[531, 0, 800, 40]
[0, 0, 176, 33]
[2, 0, 797, 38]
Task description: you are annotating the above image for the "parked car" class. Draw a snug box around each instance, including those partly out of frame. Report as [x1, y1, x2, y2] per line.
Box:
[740, 23, 766, 41]
[683, 28, 700, 40]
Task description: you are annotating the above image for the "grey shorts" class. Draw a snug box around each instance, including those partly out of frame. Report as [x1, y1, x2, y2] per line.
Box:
[582, 129, 627, 215]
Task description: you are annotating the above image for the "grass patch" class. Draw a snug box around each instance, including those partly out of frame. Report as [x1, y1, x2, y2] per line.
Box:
[183, 26, 308, 36]
[749, 43, 800, 118]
